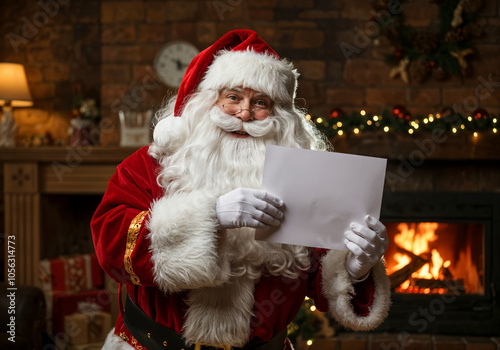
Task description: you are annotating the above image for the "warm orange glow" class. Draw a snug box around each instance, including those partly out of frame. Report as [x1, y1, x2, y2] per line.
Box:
[431, 249, 443, 278]
[400, 280, 410, 290]
[453, 244, 482, 294]
[388, 222, 483, 295]
[391, 222, 442, 281]
[0, 63, 33, 106]
[394, 223, 438, 255]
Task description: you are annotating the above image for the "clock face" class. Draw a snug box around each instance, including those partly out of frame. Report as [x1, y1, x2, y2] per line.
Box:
[154, 41, 199, 88]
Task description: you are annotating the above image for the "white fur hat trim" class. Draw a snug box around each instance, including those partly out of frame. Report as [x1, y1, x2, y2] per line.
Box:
[153, 116, 187, 149]
[197, 49, 299, 106]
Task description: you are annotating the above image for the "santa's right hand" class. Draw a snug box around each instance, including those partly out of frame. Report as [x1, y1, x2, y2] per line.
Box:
[216, 188, 284, 230]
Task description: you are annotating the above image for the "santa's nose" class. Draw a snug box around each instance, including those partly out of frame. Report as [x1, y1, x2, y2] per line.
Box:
[234, 99, 253, 121]
[235, 107, 253, 121]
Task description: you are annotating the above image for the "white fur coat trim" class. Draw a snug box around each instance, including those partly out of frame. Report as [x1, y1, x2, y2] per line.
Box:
[147, 192, 230, 293]
[321, 250, 391, 331]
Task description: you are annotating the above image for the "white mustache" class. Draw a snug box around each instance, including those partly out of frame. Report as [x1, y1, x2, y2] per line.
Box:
[210, 108, 276, 138]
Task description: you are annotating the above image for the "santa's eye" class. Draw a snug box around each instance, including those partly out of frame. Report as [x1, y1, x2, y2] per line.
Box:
[226, 94, 240, 102]
[254, 100, 268, 108]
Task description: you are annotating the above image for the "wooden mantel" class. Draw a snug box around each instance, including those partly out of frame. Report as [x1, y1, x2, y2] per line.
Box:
[0, 146, 138, 163]
[1, 146, 139, 287]
[330, 131, 500, 161]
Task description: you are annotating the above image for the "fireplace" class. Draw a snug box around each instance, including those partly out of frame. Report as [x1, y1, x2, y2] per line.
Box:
[376, 191, 500, 336]
[386, 221, 484, 296]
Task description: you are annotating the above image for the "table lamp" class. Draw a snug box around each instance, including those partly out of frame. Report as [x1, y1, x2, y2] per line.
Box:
[0, 63, 33, 147]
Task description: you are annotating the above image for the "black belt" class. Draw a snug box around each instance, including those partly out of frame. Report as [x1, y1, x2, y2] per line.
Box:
[123, 292, 287, 350]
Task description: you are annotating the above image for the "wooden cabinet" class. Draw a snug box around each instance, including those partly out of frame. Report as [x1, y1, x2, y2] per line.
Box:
[1, 146, 137, 287]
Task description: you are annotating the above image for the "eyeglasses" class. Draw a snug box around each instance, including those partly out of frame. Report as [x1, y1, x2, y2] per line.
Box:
[222, 103, 272, 119]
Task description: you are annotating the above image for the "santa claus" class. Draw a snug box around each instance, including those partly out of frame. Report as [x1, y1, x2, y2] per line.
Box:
[92, 29, 391, 350]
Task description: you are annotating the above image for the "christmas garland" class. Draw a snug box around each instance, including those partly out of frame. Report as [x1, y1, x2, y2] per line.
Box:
[312, 107, 498, 140]
[371, 0, 484, 83]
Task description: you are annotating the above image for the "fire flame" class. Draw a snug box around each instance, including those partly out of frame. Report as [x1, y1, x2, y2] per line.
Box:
[388, 222, 483, 295]
[391, 222, 448, 278]
[390, 223, 450, 293]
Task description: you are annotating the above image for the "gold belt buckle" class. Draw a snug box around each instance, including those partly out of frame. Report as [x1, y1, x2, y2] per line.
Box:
[194, 343, 232, 350]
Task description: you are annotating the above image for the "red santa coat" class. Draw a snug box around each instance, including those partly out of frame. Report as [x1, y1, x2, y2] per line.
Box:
[91, 146, 391, 349]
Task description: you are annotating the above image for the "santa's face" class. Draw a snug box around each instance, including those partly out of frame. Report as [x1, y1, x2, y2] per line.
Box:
[215, 87, 273, 139]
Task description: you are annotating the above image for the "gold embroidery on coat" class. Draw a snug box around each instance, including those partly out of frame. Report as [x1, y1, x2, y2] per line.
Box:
[124, 210, 148, 285]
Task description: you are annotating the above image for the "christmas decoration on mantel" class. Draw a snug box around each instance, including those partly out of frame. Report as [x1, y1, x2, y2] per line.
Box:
[69, 83, 101, 147]
[310, 106, 498, 140]
[371, 0, 484, 83]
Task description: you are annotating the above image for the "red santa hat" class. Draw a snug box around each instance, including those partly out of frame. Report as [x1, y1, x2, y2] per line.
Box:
[174, 29, 298, 117]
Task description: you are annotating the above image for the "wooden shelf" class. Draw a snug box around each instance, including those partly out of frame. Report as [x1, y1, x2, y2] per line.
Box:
[0, 146, 138, 163]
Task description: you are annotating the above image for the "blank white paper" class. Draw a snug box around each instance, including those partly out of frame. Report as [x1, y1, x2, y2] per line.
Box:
[255, 145, 387, 250]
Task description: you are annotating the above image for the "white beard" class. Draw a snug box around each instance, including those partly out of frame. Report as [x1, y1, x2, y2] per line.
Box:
[158, 107, 271, 194]
[153, 105, 311, 346]
[156, 106, 310, 278]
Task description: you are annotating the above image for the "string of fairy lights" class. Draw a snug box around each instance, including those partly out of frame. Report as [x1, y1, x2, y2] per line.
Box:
[308, 107, 499, 140]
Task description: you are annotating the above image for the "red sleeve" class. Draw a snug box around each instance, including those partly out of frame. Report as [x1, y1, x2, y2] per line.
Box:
[307, 248, 375, 316]
[91, 146, 162, 286]
[351, 274, 375, 316]
[306, 248, 329, 310]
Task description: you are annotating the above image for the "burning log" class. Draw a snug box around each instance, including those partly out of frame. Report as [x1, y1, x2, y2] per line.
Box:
[396, 246, 430, 261]
[388, 247, 431, 290]
[389, 257, 428, 289]
[440, 265, 454, 280]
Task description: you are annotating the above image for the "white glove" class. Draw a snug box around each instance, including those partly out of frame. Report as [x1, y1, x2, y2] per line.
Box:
[216, 188, 284, 230]
[344, 215, 388, 283]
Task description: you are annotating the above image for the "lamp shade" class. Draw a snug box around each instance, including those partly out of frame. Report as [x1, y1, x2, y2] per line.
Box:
[0, 63, 33, 107]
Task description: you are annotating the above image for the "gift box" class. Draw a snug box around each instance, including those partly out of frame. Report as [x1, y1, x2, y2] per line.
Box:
[64, 313, 88, 345]
[64, 311, 112, 345]
[40, 254, 104, 293]
[88, 311, 112, 343]
[48, 289, 111, 336]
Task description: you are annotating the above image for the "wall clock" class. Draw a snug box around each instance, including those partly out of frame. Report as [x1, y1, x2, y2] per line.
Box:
[154, 41, 199, 88]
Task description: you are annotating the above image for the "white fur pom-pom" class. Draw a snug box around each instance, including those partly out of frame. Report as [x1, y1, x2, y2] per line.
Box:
[153, 116, 187, 151]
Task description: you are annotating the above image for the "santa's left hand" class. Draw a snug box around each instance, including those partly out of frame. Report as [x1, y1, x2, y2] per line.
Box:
[344, 215, 388, 283]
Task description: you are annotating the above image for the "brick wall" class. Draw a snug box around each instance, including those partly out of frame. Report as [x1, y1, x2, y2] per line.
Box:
[0, 0, 101, 111]
[1, 0, 499, 145]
